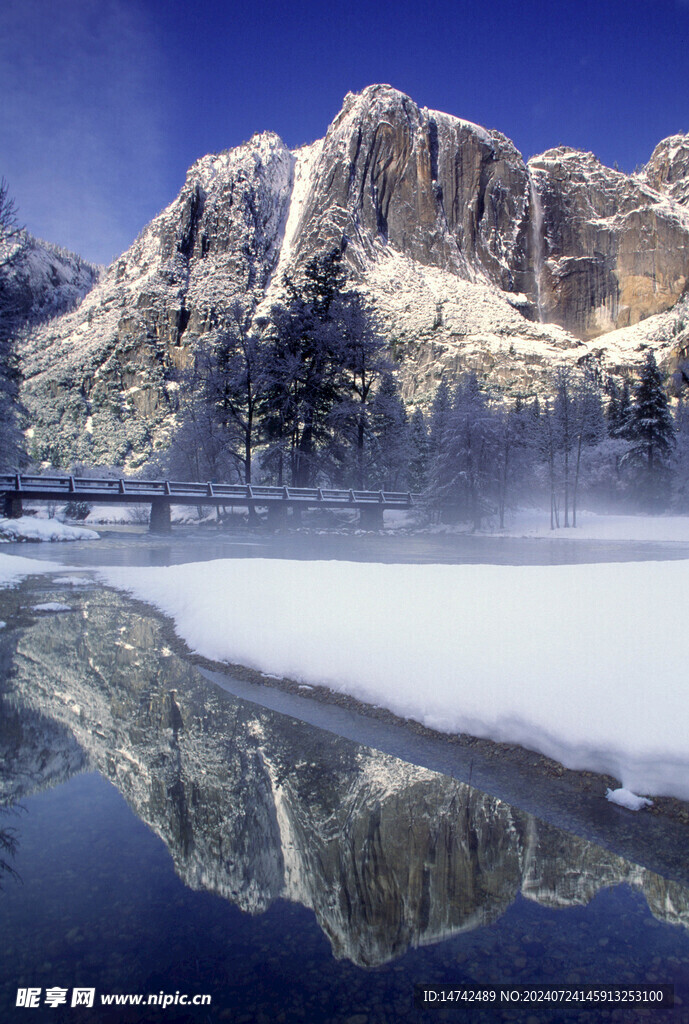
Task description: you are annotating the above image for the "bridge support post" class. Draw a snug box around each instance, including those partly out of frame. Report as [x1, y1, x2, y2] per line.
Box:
[149, 498, 172, 533]
[359, 504, 384, 530]
[2, 494, 22, 519]
[267, 504, 287, 529]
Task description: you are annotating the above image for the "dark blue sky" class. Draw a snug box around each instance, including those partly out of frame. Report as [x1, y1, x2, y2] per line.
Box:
[2, 0, 688, 265]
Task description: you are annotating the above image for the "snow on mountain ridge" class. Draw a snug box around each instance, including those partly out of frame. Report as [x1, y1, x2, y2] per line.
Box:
[17, 85, 689, 468]
[1, 232, 100, 331]
[183, 130, 291, 195]
[644, 132, 689, 207]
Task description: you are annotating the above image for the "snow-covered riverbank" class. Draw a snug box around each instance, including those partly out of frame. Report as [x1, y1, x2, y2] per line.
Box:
[98, 554, 689, 803]
[0, 553, 62, 585]
[0, 516, 99, 542]
[1, 511, 687, 805]
[440, 508, 689, 544]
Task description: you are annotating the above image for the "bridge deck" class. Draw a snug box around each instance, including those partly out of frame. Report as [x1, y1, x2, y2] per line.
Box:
[0, 474, 420, 509]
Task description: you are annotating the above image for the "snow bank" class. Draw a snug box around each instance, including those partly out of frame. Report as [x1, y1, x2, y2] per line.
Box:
[426, 509, 689, 543]
[495, 509, 689, 543]
[0, 516, 99, 542]
[0, 553, 63, 587]
[101, 557, 689, 801]
[83, 504, 223, 525]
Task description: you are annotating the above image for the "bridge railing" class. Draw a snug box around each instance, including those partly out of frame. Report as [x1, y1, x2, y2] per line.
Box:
[0, 474, 422, 506]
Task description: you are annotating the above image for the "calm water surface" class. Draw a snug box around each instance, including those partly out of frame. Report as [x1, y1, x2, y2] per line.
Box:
[0, 533, 687, 1022]
[5, 522, 689, 568]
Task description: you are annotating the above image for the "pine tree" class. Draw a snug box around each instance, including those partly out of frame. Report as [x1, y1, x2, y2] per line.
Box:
[261, 251, 348, 487]
[427, 380, 451, 466]
[367, 373, 410, 490]
[326, 291, 390, 488]
[0, 179, 25, 270]
[433, 373, 499, 529]
[211, 302, 266, 484]
[407, 408, 429, 494]
[607, 378, 633, 439]
[0, 179, 28, 470]
[627, 351, 675, 509]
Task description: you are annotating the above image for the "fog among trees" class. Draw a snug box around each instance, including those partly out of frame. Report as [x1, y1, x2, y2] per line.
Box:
[158, 247, 689, 529]
[426, 349, 683, 528]
[3, 227, 689, 530]
[162, 251, 419, 494]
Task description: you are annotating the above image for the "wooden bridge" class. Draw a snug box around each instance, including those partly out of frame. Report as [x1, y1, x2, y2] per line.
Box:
[0, 473, 421, 531]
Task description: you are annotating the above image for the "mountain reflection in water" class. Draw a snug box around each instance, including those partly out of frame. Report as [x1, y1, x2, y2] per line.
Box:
[0, 580, 688, 977]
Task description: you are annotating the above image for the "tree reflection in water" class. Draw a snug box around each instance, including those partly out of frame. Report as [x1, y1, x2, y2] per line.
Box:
[0, 806, 21, 889]
[0, 579, 688, 970]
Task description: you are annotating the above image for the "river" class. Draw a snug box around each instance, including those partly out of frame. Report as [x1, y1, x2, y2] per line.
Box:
[0, 527, 687, 1022]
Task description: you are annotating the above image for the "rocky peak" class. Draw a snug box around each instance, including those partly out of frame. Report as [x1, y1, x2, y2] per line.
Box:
[295, 83, 531, 295]
[528, 143, 689, 339]
[149, 129, 294, 270]
[530, 146, 649, 218]
[17, 86, 689, 468]
[644, 133, 689, 206]
[185, 131, 291, 190]
[20, 128, 295, 467]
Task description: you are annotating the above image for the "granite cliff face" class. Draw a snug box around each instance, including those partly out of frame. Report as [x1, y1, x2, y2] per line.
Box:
[2, 581, 688, 967]
[530, 146, 689, 339]
[288, 87, 533, 291]
[20, 134, 293, 467]
[18, 86, 689, 467]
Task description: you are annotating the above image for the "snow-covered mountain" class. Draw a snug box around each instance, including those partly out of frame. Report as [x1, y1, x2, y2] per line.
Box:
[18, 85, 689, 468]
[1, 233, 99, 332]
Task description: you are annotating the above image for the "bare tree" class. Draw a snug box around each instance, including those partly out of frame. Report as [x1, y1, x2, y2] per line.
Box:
[0, 178, 26, 268]
[326, 292, 391, 488]
[432, 374, 499, 530]
[540, 399, 560, 529]
[212, 302, 265, 485]
[571, 368, 604, 526]
[553, 366, 575, 526]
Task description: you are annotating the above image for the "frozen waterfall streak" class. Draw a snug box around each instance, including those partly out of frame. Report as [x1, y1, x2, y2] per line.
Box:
[261, 140, 324, 303]
[529, 173, 545, 323]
